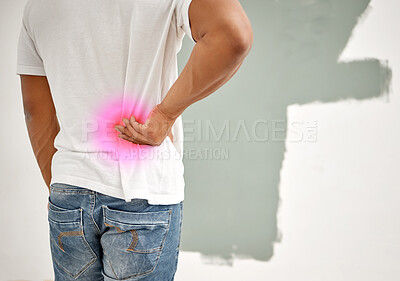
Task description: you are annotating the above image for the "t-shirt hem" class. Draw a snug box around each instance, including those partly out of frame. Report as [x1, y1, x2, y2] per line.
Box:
[16, 65, 46, 76]
[51, 174, 184, 205]
[124, 190, 184, 205]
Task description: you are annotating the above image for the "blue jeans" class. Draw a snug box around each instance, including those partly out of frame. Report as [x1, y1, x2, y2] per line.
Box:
[47, 183, 183, 281]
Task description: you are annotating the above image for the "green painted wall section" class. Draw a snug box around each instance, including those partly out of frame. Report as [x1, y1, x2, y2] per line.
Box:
[177, 0, 391, 263]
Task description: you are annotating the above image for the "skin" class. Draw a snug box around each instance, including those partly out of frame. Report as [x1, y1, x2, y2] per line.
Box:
[20, 0, 253, 208]
[19, 75, 59, 200]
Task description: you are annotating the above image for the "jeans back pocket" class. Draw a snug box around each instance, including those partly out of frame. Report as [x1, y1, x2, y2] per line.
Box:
[48, 200, 97, 278]
[101, 205, 172, 279]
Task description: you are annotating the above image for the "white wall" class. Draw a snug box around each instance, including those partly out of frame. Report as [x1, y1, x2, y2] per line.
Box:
[176, 0, 400, 280]
[0, 0, 399, 280]
[0, 1, 54, 280]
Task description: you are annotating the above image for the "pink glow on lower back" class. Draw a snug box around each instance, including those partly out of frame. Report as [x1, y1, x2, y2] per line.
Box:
[86, 94, 154, 163]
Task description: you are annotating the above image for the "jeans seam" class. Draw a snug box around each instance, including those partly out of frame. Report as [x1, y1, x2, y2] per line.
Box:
[90, 193, 102, 235]
[177, 202, 183, 251]
[105, 250, 119, 279]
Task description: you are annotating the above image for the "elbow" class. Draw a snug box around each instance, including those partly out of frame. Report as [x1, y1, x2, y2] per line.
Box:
[226, 24, 253, 57]
[232, 32, 253, 57]
[199, 18, 253, 57]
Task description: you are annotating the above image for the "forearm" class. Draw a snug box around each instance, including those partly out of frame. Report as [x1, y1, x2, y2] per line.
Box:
[159, 29, 252, 119]
[25, 112, 59, 193]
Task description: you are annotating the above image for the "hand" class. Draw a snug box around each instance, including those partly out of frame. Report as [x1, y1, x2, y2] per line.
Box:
[114, 104, 176, 146]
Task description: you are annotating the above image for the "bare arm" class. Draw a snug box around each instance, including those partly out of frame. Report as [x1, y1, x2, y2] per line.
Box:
[115, 0, 253, 145]
[20, 75, 59, 194]
[159, 0, 253, 117]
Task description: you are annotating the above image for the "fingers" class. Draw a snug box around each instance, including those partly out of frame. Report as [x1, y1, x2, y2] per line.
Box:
[122, 118, 135, 135]
[115, 124, 131, 137]
[130, 116, 146, 135]
[122, 118, 149, 144]
[117, 133, 135, 143]
[114, 107, 172, 146]
[115, 118, 150, 145]
[117, 132, 152, 145]
[115, 118, 144, 137]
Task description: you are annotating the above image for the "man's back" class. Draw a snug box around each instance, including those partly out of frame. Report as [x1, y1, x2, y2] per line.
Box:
[18, 0, 193, 204]
[17, 0, 253, 279]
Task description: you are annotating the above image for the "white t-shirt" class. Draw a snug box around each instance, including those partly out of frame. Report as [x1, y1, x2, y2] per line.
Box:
[17, 0, 194, 205]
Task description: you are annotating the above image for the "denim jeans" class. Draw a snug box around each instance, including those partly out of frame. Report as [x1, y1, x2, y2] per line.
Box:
[47, 183, 183, 281]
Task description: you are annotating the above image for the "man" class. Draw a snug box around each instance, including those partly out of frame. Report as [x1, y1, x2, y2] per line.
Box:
[17, 0, 252, 279]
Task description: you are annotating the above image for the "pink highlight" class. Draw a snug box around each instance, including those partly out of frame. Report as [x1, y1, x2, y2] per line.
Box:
[86, 92, 155, 163]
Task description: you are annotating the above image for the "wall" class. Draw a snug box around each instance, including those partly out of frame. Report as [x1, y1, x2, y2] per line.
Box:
[0, 0, 398, 280]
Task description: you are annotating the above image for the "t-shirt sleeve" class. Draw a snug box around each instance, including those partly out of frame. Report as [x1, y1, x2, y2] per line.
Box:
[16, 14, 46, 76]
[175, 0, 196, 43]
